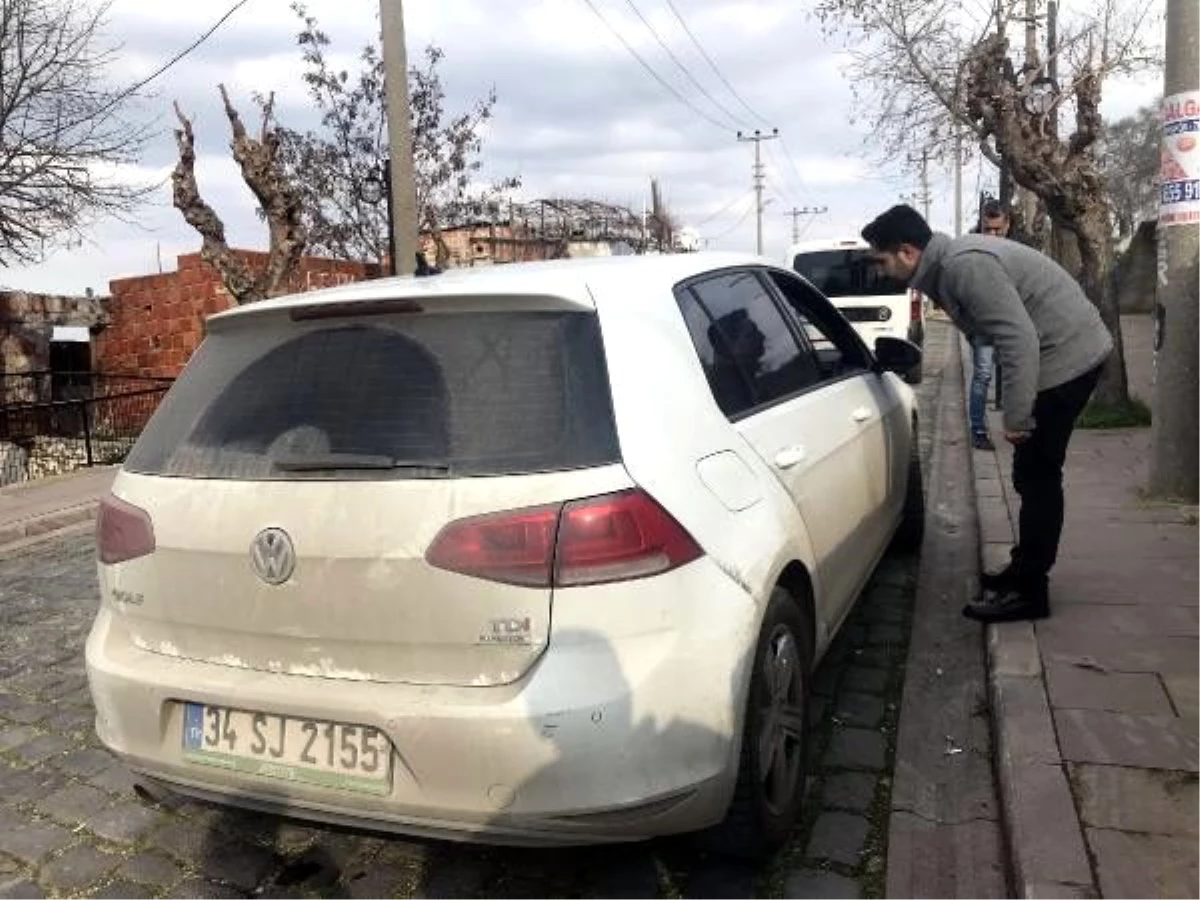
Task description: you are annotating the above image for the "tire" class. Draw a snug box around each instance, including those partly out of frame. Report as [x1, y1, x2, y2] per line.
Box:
[707, 586, 813, 860]
[892, 428, 925, 553]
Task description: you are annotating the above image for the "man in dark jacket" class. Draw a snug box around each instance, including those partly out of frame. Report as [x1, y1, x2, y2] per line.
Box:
[862, 204, 1112, 622]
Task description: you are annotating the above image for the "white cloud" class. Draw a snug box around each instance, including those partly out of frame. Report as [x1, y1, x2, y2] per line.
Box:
[1, 0, 1166, 292]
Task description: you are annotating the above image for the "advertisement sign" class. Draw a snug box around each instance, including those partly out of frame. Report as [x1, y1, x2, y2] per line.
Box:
[1160, 91, 1200, 227]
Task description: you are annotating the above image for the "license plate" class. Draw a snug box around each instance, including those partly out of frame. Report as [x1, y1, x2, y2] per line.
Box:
[182, 704, 392, 795]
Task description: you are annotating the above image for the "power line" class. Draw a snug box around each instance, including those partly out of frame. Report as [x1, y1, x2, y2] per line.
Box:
[694, 189, 755, 226]
[708, 194, 756, 241]
[578, 0, 733, 133]
[95, 0, 255, 122]
[662, 0, 773, 129]
[620, 0, 747, 129]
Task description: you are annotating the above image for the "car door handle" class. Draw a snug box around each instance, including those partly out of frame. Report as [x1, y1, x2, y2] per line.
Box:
[774, 446, 807, 469]
[851, 406, 873, 423]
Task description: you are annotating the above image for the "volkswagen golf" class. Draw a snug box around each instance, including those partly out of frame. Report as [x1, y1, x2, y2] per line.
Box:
[85, 253, 923, 856]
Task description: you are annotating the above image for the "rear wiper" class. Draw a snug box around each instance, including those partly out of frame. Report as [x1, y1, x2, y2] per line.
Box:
[272, 453, 450, 472]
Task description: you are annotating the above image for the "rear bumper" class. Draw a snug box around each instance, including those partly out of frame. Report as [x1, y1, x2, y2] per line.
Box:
[85, 559, 759, 844]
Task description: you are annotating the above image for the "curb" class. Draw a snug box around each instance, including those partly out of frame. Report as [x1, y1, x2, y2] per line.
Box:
[958, 335, 1098, 899]
[0, 501, 99, 552]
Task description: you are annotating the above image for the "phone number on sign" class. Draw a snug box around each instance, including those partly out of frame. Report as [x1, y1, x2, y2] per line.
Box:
[1162, 180, 1200, 204]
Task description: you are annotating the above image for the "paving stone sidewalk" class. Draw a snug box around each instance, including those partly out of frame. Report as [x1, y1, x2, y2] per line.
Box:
[963, 334, 1199, 898]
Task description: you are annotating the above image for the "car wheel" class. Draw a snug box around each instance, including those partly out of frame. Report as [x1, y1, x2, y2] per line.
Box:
[707, 586, 812, 859]
[892, 428, 925, 553]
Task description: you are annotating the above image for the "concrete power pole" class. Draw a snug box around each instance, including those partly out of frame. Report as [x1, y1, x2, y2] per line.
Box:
[784, 206, 828, 243]
[380, 0, 420, 276]
[737, 129, 779, 254]
[1148, 0, 1199, 501]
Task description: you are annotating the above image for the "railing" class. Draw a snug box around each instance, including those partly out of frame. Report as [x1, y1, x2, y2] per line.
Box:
[0, 380, 172, 487]
[0, 371, 172, 406]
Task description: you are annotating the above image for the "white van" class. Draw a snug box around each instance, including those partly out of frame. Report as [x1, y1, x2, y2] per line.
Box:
[789, 238, 925, 383]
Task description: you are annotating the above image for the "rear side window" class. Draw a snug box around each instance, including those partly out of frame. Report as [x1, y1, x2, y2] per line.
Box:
[792, 249, 908, 298]
[677, 270, 820, 419]
[125, 311, 619, 479]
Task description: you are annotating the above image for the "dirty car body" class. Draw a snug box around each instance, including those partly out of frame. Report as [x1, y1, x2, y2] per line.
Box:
[85, 253, 921, 852]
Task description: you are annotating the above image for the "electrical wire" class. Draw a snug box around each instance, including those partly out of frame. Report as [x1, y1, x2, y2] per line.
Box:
[621, 0, 747, 129]
[708, 194, 756, 241]
[694, 189, 755, 226]
[662, 0, 774, 129]
[93, 0, 255, 122]
[578, 0, 734, 134]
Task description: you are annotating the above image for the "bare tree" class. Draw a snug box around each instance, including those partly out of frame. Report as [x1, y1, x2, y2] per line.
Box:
[265, 3, 519, 268]
[1099, 102, 1160, 239]
[817, 0, 1162, 407]
[171, 87, 306, 304]
[0, 0, 154, 265]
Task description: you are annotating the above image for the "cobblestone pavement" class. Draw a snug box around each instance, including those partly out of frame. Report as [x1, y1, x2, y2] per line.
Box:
[0, 338, 946, 899]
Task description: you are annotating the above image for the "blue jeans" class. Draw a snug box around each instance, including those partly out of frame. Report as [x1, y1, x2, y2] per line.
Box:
[969, 341, 994, 435]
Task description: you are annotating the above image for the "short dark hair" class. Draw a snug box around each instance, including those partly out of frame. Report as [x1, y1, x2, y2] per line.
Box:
[861, 205, 932, 252]
[981, 199, 1011, 220]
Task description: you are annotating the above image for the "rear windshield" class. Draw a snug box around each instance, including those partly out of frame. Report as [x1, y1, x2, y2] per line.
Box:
[125, 310, 620, 480]
[793, 249, 908, 298]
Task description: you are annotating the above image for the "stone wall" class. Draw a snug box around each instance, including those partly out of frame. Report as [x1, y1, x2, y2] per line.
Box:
[0, 291, 108, 402]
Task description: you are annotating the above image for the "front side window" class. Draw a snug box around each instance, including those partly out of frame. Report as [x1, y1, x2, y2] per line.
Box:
[792, 248, 908, 298]
[676, 270, 819, 418]
[768, 271, 872, 383]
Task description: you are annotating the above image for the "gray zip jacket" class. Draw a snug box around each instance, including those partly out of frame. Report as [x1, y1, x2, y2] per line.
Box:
[911, 233, 1113, 431]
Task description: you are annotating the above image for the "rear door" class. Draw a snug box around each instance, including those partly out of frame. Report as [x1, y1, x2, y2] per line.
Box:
[674, 268, 876, 618]
[110, 304, 626, 687]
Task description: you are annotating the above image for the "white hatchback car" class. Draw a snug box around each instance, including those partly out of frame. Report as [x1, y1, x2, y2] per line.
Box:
[86, 253, 923, 856]
[789, 238, 926, 383]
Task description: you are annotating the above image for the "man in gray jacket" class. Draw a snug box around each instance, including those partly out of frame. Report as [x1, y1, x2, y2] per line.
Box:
[862, 205, 1112, 622]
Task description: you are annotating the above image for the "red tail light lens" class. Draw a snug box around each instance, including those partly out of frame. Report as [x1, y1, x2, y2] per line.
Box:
[96, 494, 156, 565]
[556, 490, 702, 586]
[909, 288, 923, 322]
[425, 504, 560, 587]
[425, 490, 702, 588]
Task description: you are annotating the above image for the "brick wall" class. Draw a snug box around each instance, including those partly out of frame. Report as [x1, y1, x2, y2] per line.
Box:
[95, 251, 380, 378]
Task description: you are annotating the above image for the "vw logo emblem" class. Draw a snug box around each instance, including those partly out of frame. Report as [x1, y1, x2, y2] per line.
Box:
[250, 528, 295, 585]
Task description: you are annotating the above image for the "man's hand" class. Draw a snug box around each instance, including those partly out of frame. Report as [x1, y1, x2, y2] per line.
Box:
[1005, 430, 1032, 444]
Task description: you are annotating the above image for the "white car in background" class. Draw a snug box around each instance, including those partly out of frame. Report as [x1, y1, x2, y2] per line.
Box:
[789, 238, 926, 383]
[86, 253, 924, 857]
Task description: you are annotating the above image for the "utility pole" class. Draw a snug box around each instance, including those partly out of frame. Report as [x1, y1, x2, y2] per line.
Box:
[737, 128, 779, 254]
[784, 206, 828, 243]
[953, 128, 964, 236]
[1148, 0, 1199, 501]
[380, 0, 419, 276]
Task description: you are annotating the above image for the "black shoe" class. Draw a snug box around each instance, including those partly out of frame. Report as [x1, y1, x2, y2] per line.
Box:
[962, 588, 1049, 623]
[980, 567, 1018, 592]
[972, 432, 996, 451]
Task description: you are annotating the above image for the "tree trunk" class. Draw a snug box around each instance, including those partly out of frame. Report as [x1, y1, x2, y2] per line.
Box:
[1073, 216, 1130, 407]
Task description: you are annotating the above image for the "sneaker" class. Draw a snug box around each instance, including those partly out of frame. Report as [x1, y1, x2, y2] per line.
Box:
[972, 432, 996, 451]
[963, 587, 1049, 623]
[980, 565, 1018, 592]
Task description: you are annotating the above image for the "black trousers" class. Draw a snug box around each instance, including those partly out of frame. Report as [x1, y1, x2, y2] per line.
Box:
[1009, 363, 1104, 591]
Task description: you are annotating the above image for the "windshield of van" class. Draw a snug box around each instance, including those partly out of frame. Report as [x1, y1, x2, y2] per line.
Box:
[792, 249, 908, 298]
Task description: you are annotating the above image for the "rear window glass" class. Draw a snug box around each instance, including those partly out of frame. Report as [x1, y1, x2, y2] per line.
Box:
[125, 310, 620, 480]
[792, 249, 908, 298]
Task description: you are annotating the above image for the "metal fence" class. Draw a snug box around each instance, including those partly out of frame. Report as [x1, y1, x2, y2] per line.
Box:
[0, 374, 173, 487]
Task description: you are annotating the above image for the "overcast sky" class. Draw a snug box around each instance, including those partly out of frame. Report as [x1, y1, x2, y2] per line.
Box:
[2, 0, 1164, 295]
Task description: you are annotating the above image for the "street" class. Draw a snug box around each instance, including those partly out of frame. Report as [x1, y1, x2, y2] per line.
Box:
[0, 327, 966, 899]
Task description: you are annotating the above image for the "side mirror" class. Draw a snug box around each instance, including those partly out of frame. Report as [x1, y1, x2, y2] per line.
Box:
[875, 336, 922, 376]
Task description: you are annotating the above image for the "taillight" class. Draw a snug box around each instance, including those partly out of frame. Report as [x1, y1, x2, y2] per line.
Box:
[425, 504, 560, 587]
[96, 494, 156, 565]
[556, 490, 702, 586]
[909, 289, 923, 322]
[425, 490, 702, 588]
